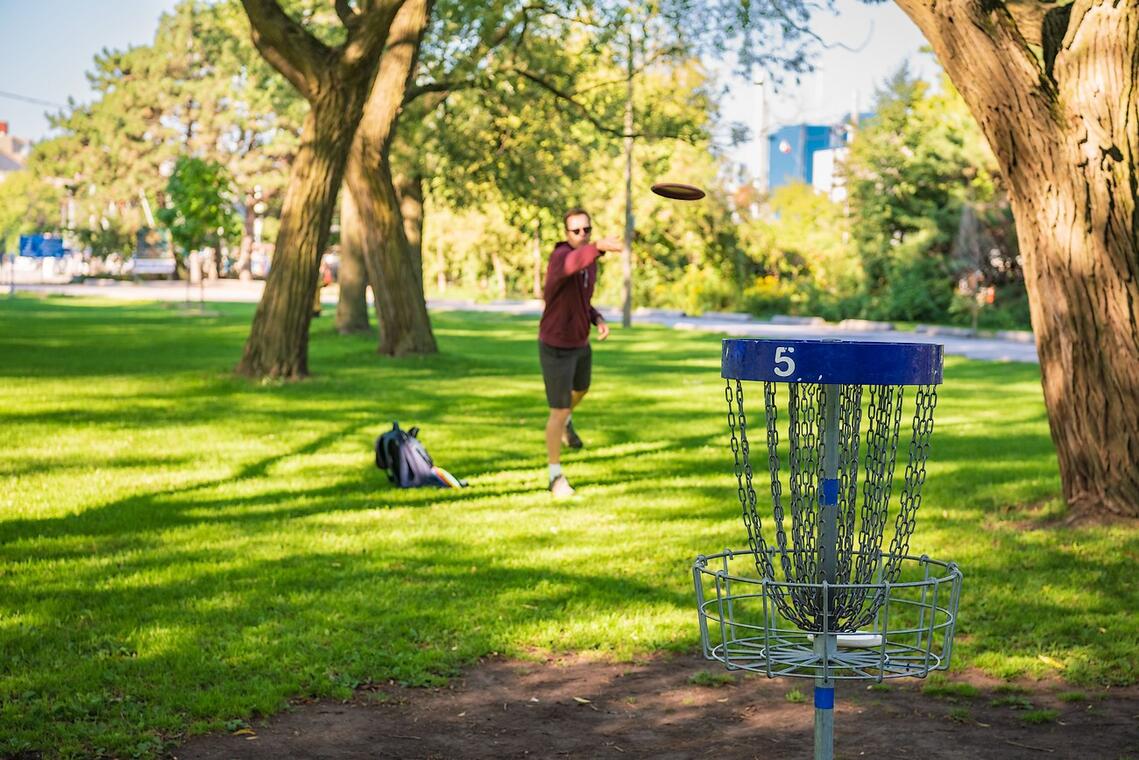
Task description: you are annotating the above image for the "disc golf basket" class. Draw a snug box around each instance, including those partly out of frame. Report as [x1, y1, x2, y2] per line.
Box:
[693, 339, 962, 760]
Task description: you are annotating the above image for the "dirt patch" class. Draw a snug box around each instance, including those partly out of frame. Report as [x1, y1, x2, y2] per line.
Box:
[175, 652, 1139, 759]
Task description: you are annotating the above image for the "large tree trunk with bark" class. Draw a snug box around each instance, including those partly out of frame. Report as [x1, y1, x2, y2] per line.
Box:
[895, 0, 1139, 516]
[237, 105, 362, 378]
[343, 0, 437, 356]
[235, 0, 401, 379]
[345, 154, 438, 355]
[394, 172, 425, 286]
[336, 188, 373, 334]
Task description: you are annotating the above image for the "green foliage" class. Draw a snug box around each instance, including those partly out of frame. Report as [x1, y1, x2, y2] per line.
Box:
[841, 62, 1024, 324]
[157, 157, 241, 257]
[0, 171, 64, 252]
[29, 0, 302, 253]
[423, 56, 740, 313]
[736, 182, 860, 319]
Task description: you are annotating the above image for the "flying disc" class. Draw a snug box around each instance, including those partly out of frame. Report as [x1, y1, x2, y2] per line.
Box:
[651, 182, 705, 201]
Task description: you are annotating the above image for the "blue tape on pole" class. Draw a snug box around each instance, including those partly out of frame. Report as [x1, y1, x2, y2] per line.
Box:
[721, 339, 943, 386]
[820, 478, 839, 506]
[814, 686, 835, 709]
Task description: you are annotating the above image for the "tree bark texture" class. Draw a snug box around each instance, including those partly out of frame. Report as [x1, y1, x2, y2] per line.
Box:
[394, 172, 425, 287]
[237, 105, 362, 378]
[343, 0, 437, 356]
[236, 0, 402, 378]
[894, 0, 1139, 516]
[336, 187, 373, 334]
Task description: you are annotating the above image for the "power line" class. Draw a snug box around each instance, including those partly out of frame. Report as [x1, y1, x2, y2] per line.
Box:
[0, 90, 68, 109]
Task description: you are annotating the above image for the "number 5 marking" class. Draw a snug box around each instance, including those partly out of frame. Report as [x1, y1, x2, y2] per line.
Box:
[774, 346, 796, 377]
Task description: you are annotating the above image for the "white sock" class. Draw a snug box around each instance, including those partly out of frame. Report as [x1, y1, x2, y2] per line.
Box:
[564, 413, 572, 429]
[549, 463, 563, 481]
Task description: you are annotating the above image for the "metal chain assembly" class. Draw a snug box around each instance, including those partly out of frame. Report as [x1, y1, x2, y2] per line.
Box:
[726, 374, 939, 633]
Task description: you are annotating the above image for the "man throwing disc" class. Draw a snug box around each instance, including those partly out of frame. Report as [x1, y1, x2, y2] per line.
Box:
[539, 208, 622, 497]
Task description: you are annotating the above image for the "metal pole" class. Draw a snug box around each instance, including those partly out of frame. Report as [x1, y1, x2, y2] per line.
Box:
[815, 382, 841, 760]
[532, 220, 542, 299]
[621, 10, 634, 329]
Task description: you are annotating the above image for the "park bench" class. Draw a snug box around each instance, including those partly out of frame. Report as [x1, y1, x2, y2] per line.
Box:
[130, 257, 177, 279]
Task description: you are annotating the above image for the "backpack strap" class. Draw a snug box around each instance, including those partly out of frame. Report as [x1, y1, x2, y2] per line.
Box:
[375, 422, 403, 475]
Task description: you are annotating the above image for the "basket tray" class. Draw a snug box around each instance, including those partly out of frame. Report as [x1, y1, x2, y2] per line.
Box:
[693, 549, 962, 681]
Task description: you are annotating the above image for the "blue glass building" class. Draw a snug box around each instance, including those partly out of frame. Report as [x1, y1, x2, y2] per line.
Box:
[765, 114, 872, 192]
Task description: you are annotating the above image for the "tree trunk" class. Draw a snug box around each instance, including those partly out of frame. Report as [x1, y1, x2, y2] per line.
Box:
[896, 0, 1139, 516]
[345, 156, 438, 355]
[343, 0, 437, 357]
[336, 187, 373, 334]
[532, 221, 542, 298]
[394, 172, 424, 286]
[236, 104, 362, 378]
[235, 0, 401, 378]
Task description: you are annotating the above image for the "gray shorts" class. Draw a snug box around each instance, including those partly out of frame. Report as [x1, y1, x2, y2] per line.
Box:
[539, 341, 592, 408]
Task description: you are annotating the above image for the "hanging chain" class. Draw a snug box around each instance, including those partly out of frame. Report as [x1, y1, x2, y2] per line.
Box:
[852, 386, 901, 586]
[884, 384, 938, 580]
[835, 383, 862, 581]
[830, 383, 863, 623]
[727, 380, 766, 564]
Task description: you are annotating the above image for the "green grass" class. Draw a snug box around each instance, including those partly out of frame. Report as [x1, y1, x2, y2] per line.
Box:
[688, 670, 735, 687]
[922, 675, 981, 700]
[1, 294, 1137, 757]
[948, 706, 972, 723]
[993, 683, 1030, 694]
[784, 687, 807, 703]
[990, 695, 1034, 709]
[1057, 690, 1089, 702]
[1019, 709, 1060, 724]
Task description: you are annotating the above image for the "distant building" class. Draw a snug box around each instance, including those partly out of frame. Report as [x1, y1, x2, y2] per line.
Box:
[0, 121, 31, 182]
[765, 113, 872, 195]
[811, 147, 849, 203]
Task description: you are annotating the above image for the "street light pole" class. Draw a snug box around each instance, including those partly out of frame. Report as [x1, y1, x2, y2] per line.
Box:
[621, 12, 635, 329]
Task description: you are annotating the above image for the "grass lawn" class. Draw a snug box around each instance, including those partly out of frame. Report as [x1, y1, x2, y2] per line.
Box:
[1, 294, 1136, 758]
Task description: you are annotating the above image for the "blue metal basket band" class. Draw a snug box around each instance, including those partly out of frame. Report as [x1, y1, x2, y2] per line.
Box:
[721, 339, 943, 385]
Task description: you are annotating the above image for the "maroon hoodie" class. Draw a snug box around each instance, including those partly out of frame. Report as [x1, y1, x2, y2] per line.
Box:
[539, 241, 604, 348]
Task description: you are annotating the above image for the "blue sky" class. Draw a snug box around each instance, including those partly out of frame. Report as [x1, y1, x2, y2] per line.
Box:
[0, 0, 933, 175]
[0, 0, 180, 136]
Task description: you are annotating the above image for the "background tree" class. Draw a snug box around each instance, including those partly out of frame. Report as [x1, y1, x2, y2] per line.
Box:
[418, 54, 735, 314]
[157, 156, 242, 266]
[894, 0, 1139, 516]
[340, 0, 436, 355]
[334, 0, 819, 356]
[31, 1, 303, 267]
[842, 64, 1012, 322]
[0, 172, 64, 253]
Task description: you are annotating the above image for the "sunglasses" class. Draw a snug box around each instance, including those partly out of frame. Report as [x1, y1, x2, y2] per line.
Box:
[568, 226, 592, 235]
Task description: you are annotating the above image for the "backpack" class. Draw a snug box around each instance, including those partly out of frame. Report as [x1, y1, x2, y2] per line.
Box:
[375, 422, 465, 489]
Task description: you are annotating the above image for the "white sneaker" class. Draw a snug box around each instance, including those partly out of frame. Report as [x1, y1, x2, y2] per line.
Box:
[549, 474, 575, 498]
